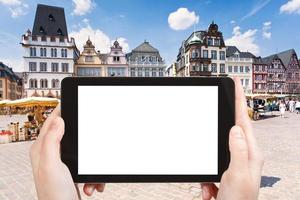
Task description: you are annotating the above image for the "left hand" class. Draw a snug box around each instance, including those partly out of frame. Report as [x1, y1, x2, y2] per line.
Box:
[30, 105, 105, 200]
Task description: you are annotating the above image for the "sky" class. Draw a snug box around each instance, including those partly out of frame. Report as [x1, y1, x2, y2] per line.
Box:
[0, 0, 300, 72]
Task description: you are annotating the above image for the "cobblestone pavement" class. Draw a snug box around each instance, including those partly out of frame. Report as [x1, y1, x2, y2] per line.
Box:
[0, 112, 299, 199]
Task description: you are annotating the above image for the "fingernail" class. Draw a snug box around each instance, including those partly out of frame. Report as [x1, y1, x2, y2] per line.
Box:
[88, 187, 95, 195]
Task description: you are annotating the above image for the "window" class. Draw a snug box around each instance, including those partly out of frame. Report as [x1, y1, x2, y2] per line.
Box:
[245, 79, 249, 87]
[62, 63, 69, 72]
[52, 79, 60, 88]
[0, 91, 2, 98]
[207, 38, 213, 46]
[234, 66, 238, 73]
[77, 67, 101, 76]
[51, 63, 59, 72]
[85, 56, 93, 62]
[203, 50, 208, 58]
[0, 80, 2, 88]
[113, 56, 120, 62]
[40, 79, 48, 89]
[61, 49, 68, 58]
[214, 39, 220, 46]
[228, 66, 232, 73]
[245, 66, 250, 73]
[29, 62, 37, 71]
[220, 64, 225, 73]
[241, 79, 244, 86]
[30, 47, 36, 57]
[203, 64, 209, 72]
[40, 62, 47, 72]
[51, 48, 57, 57]
[240, 66, 244, 73]
[220, 51, 225, 60]
[29, 79, 37, 89]
[130, 68, 136, 77]
[108, 67, 126, 77]
[152, 69, 157, 77]
[138, 68, 142, 77]
[191, 49, 199, 58]
[40, 48, 47, 57]
[145, 68, 150, 77]
[159, 68, 164, 77]
[59, 36, 65, 42]
[255, 65, 259, 71]
[50, 37, 56, 42]
[211, 63, 217, 73]
[211, 50, 217, 60]
[41, 36, 46, 41]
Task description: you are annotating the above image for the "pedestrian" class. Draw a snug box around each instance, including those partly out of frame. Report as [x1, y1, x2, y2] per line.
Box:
[289, 99, 295, 113]
[279, 100, 286, 118]
[295, 99, 300, 114]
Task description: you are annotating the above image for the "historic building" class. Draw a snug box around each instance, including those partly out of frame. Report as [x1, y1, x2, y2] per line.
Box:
[21, 4, 79, 98]
[0, 62, 23, 100]
[176, 21, 226, 77]
[126, 41, 166, 77]
[262, 49, 300, 94]
[75, 38, 104, 76]
[226, 46, 255, 94]
[252, 57, 268, 94]
[103, 40, 128, 76]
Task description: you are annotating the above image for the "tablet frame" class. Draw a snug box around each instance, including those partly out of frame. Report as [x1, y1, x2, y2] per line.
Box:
[61, 77, 235, 183]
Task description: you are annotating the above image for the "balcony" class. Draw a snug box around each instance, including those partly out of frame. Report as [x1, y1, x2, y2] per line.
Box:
[190, 57, 211, 64]
[190, 70, 212, 77]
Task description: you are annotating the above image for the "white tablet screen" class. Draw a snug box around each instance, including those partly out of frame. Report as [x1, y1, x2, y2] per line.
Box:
[78, 86, 218, 175]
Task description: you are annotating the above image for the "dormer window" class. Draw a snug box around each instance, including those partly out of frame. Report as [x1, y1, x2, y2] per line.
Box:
[48, 14, 54, 21]
[57, 28, 63, 36]
[39, 26, 45, 34]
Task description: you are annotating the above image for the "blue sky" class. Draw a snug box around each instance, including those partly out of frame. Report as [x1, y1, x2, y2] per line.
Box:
[0, 0, 300, 72]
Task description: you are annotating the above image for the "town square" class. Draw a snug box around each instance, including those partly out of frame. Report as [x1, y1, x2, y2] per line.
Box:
[0, 0, 300, 199]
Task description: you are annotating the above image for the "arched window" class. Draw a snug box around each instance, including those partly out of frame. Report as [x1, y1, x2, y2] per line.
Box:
[29, 79, 37, 89]
[52, 79, 59, 89]
[40, 79, 48, 89]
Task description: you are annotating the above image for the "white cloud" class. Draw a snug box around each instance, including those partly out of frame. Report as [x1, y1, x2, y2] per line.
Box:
[242, 0, 271, 20]
[230, 20, 236, 24]
[225, 26, 260, 55]
[72, 0, 95, 16]
[262, 21, 272, 39]
[0, 0, 28, 18]
[70, 21, 129, 53]
[280, 0, 300, 14]
[168, 8, 199, 31]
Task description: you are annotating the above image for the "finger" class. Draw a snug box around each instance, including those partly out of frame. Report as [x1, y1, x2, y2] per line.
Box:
[34, 104, 61, 149]
[201, 183, 218, 200]
[83, 184, 96, 196]
[233, 77, 260, 159]
[95, 184, 105, 192]
[40, 117, 65, 164]
[228, 126, 248, 172]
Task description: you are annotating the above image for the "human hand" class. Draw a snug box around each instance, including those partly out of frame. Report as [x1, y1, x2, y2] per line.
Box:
[30, 105, 105, 200]
[201, 77, 264, 200]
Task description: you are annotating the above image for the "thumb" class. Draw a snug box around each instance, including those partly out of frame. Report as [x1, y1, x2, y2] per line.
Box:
[228, 126, 249, 172]
[41, 117, 65, 164]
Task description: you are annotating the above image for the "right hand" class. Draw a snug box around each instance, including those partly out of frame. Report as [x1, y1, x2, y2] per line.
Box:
[201, 77, 264, 200]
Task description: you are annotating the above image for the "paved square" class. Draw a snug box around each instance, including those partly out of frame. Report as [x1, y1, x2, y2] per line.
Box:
[0, 112, 299, 199]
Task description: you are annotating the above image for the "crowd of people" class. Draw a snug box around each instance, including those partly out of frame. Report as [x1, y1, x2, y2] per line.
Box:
[279, 98, 300, 117]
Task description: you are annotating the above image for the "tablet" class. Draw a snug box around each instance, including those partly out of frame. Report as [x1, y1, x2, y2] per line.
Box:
[61, 77, 235, 183]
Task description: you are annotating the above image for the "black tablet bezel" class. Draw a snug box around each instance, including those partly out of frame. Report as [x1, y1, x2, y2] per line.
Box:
[61, 77, 235, 183]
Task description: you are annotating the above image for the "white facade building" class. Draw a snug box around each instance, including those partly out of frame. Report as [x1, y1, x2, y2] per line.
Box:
[21, 4, 79, 98]
[225, 46, 255, 94]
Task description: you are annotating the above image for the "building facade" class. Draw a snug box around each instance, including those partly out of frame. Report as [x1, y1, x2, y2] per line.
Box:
[103, 40, 128, 76]
[0, 62, 23, 100]
[226, 46, 255, 94]
[126, 41, 166, 77]
[253, 49, 300, 94]
[75, 38, 104, 77]
[252, 57, 268, 94]
[21, 4, 79, 98]
[176, 22, 226, 77]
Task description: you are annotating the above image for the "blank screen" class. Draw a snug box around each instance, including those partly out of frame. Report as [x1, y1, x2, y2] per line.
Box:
[78, 86, 218, 175]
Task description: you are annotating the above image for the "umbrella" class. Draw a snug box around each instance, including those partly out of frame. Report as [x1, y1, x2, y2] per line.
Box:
[5, 97, 59, 108]
[0, 100, 11, 107]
